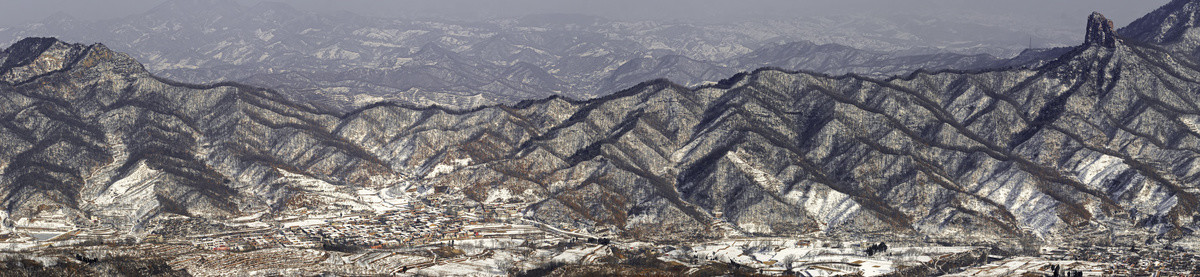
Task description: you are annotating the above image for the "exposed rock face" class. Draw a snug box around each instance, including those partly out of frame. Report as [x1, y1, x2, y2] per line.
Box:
[0, 37, 88, 84]
[1086, 12, 1118, 48]
[3, 7, 1200, 247]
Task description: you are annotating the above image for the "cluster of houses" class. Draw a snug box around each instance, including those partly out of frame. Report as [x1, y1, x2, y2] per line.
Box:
[1046, 246, 1199, 276]
[193, 228, 318, 251]
[192, 200, 527, 251]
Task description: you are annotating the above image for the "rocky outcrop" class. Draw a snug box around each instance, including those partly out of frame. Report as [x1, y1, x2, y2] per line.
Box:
[1086, 12, 1118, 48]
[0, 37, 88, 84]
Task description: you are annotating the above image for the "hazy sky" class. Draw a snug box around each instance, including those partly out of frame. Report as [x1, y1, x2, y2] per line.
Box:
[1, 0, 1170, 27]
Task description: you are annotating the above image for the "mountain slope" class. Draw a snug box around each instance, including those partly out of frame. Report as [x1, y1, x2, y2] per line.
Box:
[1121, 0, 1200, 59]
[1121, 0, 1200, 45]
[0, 37, 397, 231]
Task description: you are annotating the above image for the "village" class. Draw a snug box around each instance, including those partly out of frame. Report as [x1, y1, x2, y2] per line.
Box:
[0, 185, 1197, 276]
[188, 199, 529, 252]
[3, 211, 1200, 276]
[1041, 245, 1200, 276]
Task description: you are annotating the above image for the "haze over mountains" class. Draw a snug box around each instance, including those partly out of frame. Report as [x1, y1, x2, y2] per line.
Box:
[4, 0, 1200, 252]
[0, 0, 1102, 110]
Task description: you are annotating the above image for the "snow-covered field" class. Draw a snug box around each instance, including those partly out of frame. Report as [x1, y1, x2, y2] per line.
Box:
[678, 238, 980, 276]
[946, 257, 1107, 277]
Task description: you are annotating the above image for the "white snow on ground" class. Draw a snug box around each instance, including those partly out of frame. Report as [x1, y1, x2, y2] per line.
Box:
[254, 28, 275, 41]
[552, 245, 609, 264]
[374, 186, 413, 209]
[0, 211, 9, 233]
[786, 183, 860, 230]
[223, 211, 270, 228]
[425, 164, 455, 179]
[1182, 115, 1200, 135]
[683, 239, 978, 276]
[424, 158, 472, 179]
[578, 47, 610, 57]
[281, 218, 328, 228]
[275, 169, 416, 216]
[1076, 153, 1124, 185]
[946, 257, 1107, 277]
[276, 169, 373, 212]
[13, 208, 73, 231]
[91, 161, 158, 209]
[414, 250, 516, 276]
[313, 45, 361, 60]
[738, 222, 772, 234]
[357, 188, 411, 212]
[647, 41, 671, 50]
[353, 92, 401, 107]
[228, 211, 266, 222]
[360, 41, 406, 48]
[725, 151, 783, 195]
[484, 188, 513, 203]
[277, 169, 337, 192]
[352, 28, 429, 41]
[454, 238, 525, 249]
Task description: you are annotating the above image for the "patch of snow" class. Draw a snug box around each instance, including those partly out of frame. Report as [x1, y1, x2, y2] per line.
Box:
[254, 28, 275, 41]
[484, 188, 513, 204]
[425, 164, 456, 179]
[282, 219, 328, 228]
[92, 161, 157, 206]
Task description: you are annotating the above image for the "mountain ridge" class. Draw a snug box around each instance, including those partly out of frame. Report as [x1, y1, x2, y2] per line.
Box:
[0, 0, 1084, 110]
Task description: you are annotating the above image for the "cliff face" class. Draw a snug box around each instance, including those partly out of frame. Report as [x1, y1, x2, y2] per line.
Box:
[2, 9, 1200, 245]
[1086, 12, 1118, 48]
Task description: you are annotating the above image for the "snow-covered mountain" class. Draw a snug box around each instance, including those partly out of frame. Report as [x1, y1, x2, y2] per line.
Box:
[4, 1, 1200, 250]
[0, 0, 1080, 110]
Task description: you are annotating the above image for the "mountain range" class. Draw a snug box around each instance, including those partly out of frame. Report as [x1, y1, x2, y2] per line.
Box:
[1, 0, 1079, 110]
[3, 0, 1200, 253]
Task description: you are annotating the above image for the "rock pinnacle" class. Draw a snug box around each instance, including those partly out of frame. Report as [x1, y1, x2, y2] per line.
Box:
[1086, 12, 1118, 48]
